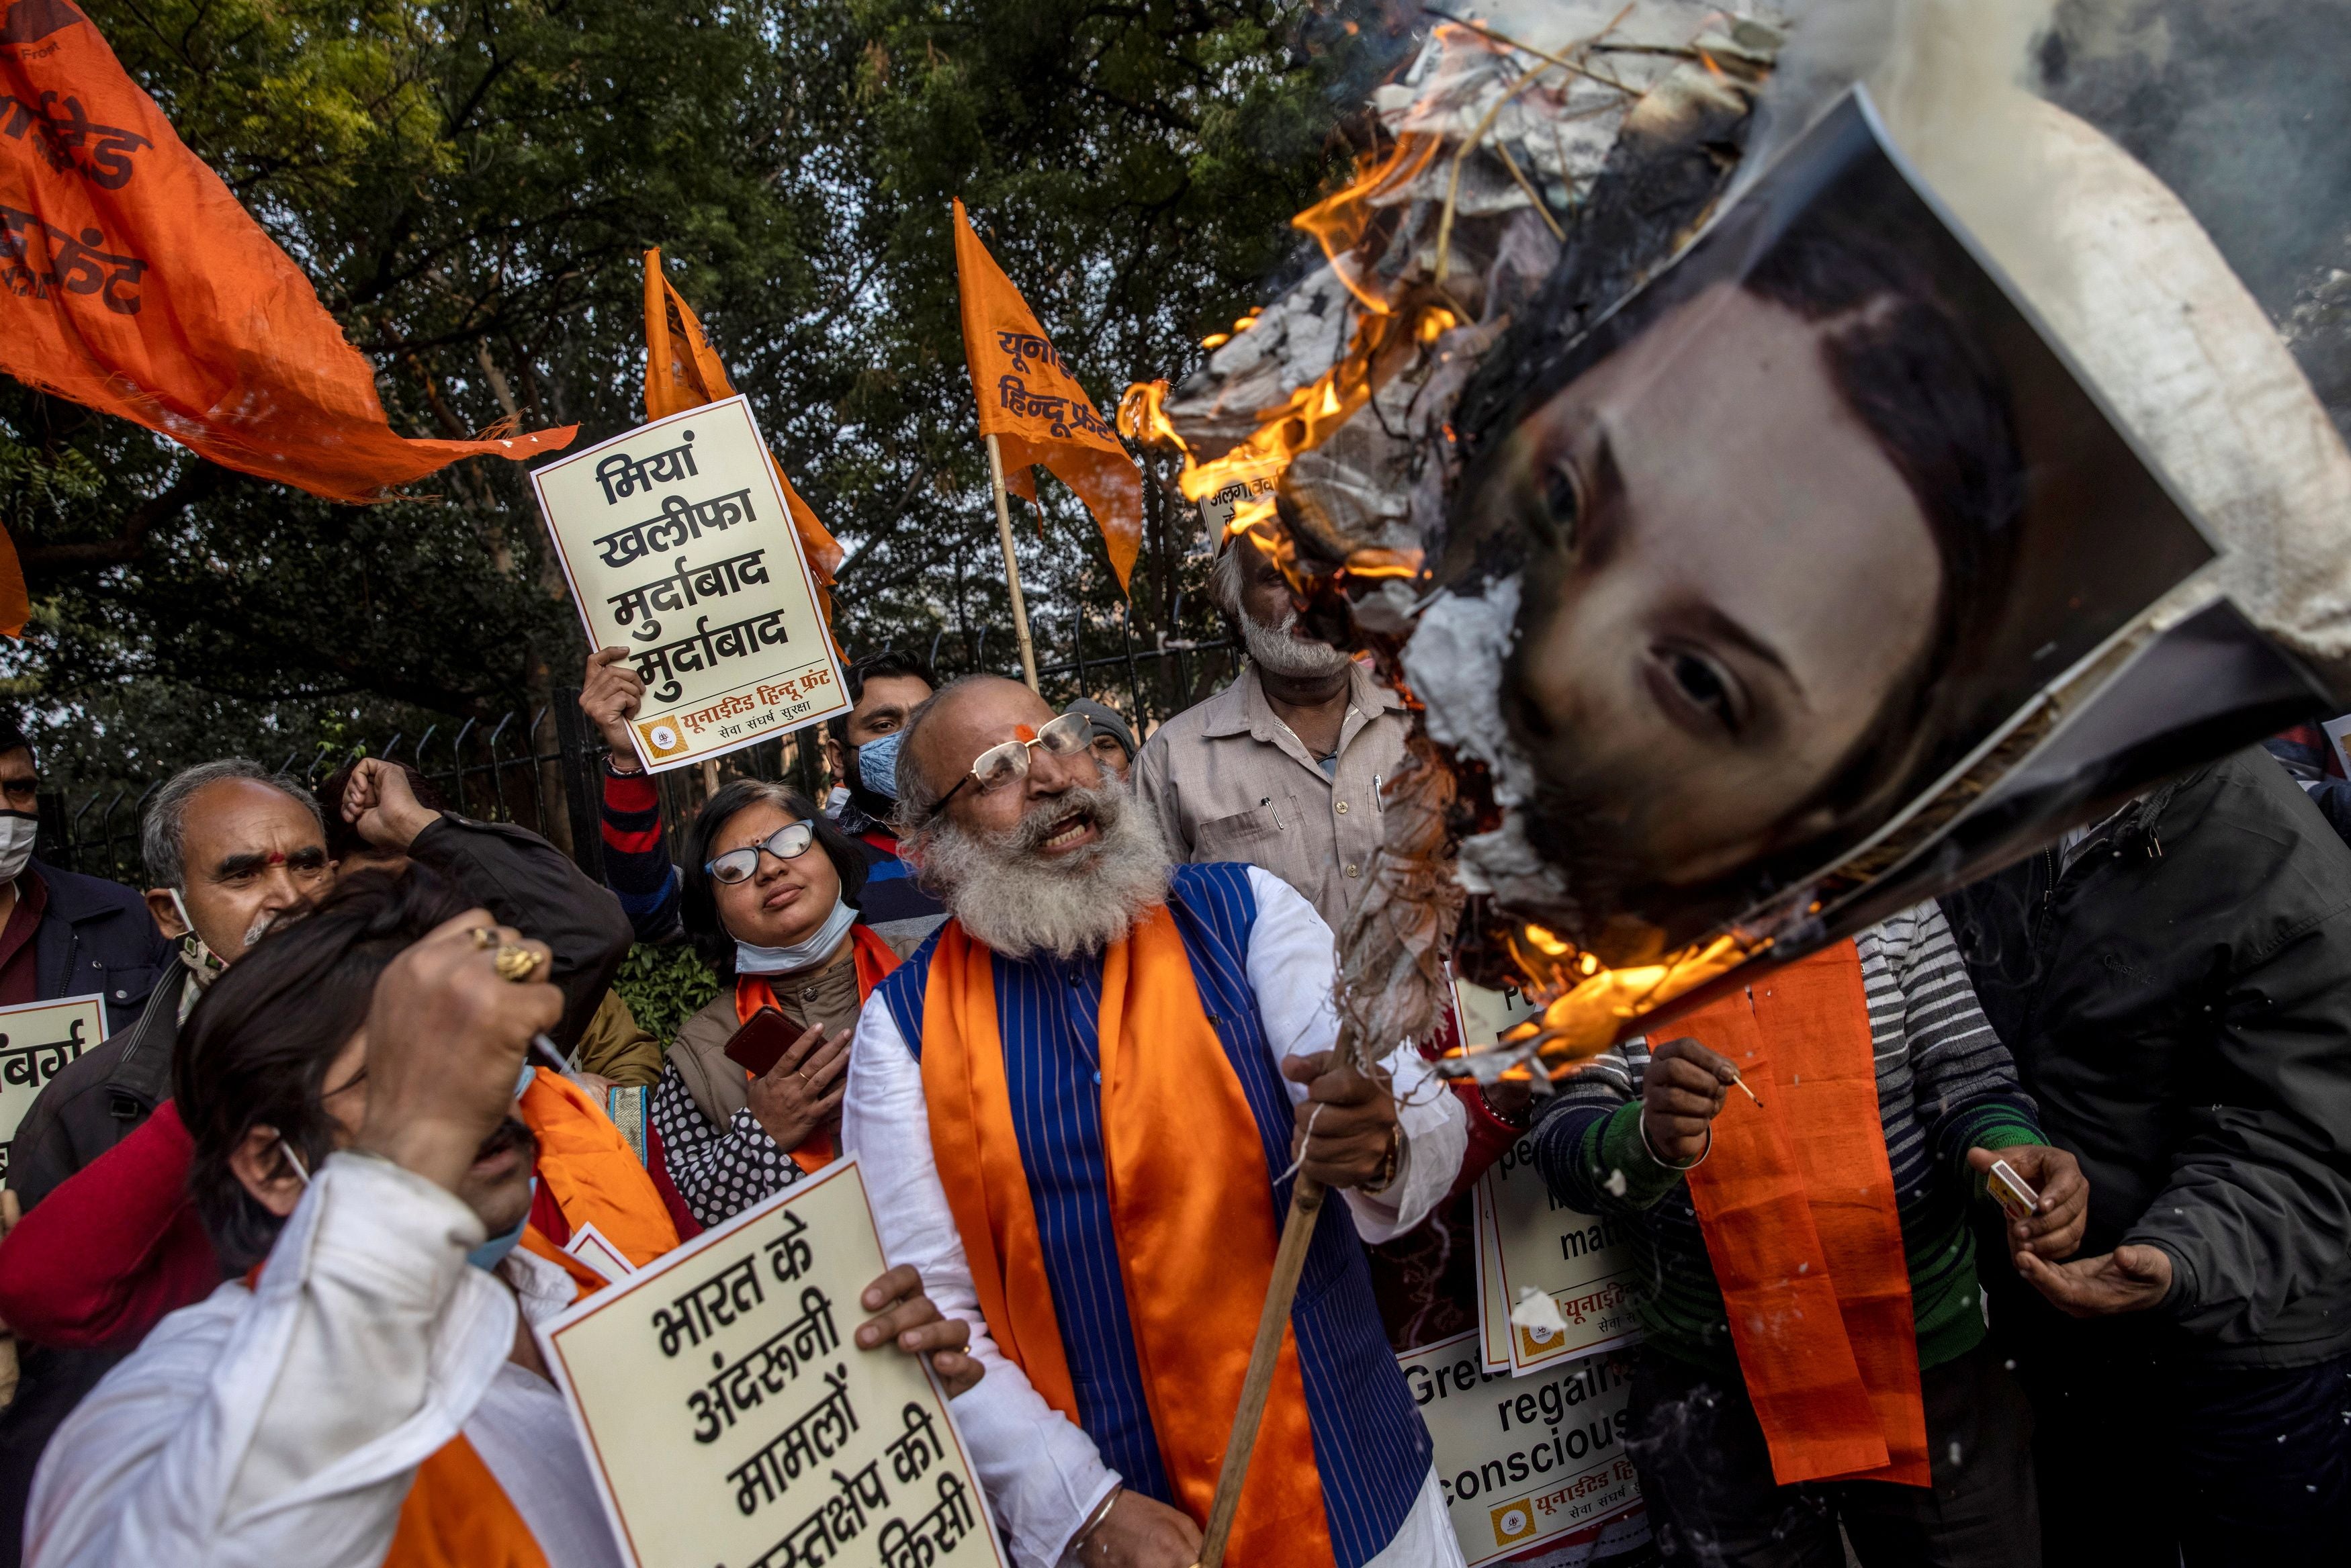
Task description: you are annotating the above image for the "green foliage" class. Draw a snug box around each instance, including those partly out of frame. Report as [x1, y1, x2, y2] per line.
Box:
[611, 939, 721, 1044]
[1, 0, 1404, 790]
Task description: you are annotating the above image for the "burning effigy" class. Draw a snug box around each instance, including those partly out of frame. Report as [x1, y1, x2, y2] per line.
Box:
[1124, 0, 2351, 1088]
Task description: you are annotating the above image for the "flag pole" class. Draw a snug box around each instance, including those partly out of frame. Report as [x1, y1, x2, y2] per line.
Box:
[985, 433, 1042, 692]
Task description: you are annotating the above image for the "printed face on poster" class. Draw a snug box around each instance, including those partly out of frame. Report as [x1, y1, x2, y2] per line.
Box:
[0, 994, 104, 1181]
[533, 396, 848, 773]
[1399, 1332, 1642, 1567]
[535, 1158, 1006, 1568]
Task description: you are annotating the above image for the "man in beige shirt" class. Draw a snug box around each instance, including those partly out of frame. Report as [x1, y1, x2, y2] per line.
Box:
[1134, 533, 1410, 935]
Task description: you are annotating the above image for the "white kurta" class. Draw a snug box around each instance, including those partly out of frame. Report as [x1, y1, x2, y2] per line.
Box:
[24, 1152, 621, 1568]
[841, 866, 1469, 1568]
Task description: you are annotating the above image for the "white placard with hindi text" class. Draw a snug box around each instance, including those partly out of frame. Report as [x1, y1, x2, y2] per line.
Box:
[536, 1158, 1006, 1568]
[531, 395, 848, 773]
[1399, 1332, 1643, 1567]
[0, 993, 105, 1183]
[1451, 976, 1644, 1377]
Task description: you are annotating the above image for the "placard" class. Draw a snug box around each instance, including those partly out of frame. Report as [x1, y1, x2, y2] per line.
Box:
[532, 395, 848, 772]
[536, 1157, 1006, 1568]
[1478, 1134, 1643, 1377]
[1400, 1331, 1642, 1567]
[0, 994, 104, 1181]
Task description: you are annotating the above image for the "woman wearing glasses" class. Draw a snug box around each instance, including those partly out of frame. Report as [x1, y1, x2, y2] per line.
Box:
[648, 780, 912, 1228]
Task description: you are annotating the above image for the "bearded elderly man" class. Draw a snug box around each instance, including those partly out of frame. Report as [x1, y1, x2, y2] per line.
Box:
[1133, 533, 1409, 936]
[843, 675, 1468, 1568]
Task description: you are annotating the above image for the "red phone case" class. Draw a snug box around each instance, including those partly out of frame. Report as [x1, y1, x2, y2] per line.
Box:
[723, 1007, 800, 1077]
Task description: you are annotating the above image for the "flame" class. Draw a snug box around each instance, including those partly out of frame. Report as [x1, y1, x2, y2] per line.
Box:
[1696, 46, 1727, 80]
[1292, 133, 1444, 314]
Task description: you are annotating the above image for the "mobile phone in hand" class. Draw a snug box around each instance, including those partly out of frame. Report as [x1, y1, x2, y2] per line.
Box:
[722, 1007, 800, 1077]
[1988, 1158, 2040, 1221]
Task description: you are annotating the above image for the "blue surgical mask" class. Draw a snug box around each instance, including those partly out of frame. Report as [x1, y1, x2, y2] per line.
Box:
[467, 1177, 536, 1273]
[735, 897, 857, 976]
[857, 732, 903, 800]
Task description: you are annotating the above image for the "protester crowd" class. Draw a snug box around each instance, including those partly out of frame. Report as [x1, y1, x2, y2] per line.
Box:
[0, 530, 2336, 1568]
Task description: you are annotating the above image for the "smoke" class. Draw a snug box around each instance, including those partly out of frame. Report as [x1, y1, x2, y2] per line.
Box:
[2037, 0, 2351, 440]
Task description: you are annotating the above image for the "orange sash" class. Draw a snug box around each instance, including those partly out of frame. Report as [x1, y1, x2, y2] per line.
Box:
[517, 1068, 680, 1267]
[385, 1436, 550, 1568]
[918, 911, 1333, 1564]
[1677, 941, 1931, 1487]
[735, 925, 900, 1174]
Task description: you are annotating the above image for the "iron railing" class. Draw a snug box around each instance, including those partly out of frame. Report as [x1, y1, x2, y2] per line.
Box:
[38, 617, 1236, 888]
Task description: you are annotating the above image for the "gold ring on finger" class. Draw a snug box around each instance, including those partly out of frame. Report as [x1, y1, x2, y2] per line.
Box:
[467, 925, 497, 950]
[492, 943, 540, 983]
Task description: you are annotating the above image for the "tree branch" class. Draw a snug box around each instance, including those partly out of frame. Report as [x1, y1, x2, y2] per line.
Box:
[19, 463, 232, 578]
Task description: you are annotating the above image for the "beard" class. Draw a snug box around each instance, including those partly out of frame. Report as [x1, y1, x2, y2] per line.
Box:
[918, 779, 1172, 958]
[1239, 604, 1354, 680]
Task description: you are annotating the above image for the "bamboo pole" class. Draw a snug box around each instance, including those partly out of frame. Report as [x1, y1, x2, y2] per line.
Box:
[985, 433, 1042, 692]
[1197, 1174, 1325, 1568]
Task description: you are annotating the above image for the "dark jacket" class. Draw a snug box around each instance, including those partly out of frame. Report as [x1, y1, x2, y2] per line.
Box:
[1941, 749, 2351, 1369]
[3, 813, 632, 1213]
[27, 860, 169, 1038]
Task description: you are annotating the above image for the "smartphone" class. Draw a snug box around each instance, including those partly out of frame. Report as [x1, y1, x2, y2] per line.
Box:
[723, 1007, 801, 1077]
[1988, 1158, 2040, 1221]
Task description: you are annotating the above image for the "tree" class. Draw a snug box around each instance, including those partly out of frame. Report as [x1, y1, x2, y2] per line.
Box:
[1, 0, 1404, 792]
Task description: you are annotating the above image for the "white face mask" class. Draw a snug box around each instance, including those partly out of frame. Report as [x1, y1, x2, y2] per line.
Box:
[734, 896, 858, 976]
[0, 812, 35, 885]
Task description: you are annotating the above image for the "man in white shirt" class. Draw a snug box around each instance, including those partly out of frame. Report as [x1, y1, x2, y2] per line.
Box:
[845, 674, 1468, 1568]
[25, 871, 974, 1568]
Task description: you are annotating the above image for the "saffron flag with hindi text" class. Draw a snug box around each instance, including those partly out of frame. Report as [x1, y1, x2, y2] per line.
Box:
[0, 0, 574, 506]
[952, 199, 1141, 593]
[642, 248, 844, 593]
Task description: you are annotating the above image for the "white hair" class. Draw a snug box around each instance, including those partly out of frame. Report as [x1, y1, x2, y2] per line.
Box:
[914, 777, 1171, 958]
[1212, 537, 1353, 679]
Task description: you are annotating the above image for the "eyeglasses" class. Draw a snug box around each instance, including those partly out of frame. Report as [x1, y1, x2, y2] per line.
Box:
[704, 821, 817, 884]
[928, 710, 1094, 821]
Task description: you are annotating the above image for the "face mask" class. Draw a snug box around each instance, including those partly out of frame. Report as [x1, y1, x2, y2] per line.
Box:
[857, 732, 903, 800]
[466, 1177, 537, 1273]
[168, 888, 230, 991]
[0, 812, 34, 885]
[735, 896, 857, 976]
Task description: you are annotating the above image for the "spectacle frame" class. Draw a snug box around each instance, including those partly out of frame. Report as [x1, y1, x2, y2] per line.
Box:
[927, 710, 1095, 821]
[704, 820, 817, 884]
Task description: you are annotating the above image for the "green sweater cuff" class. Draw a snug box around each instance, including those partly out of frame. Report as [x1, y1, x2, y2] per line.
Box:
[1593, 1101, 1691, 1210]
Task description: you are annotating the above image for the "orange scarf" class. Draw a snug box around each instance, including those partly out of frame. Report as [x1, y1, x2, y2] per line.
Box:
[919, 910, 1333, 1564]
[734, 923, 900, 1174]
[517, 1068, 680, 1267]
[1676, 941, 1930, 1487]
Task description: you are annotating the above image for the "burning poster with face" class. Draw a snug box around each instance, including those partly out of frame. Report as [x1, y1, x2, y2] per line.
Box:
[1135, 9, 2347, 1089]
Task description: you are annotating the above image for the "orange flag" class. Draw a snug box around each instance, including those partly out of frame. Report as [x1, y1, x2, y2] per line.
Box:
[642, 249, 844, 589]
[0, 0, 575, 510]
[951, 199, 1141, 593]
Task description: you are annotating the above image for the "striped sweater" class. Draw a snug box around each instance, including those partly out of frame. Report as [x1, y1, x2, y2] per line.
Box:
[1529, 901, 2044, 1373]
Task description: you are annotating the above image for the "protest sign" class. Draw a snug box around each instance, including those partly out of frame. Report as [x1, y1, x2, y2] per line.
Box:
[533, 395, 848, 773]
[1399, 1332, 1642, 1567]
[0, 995, 103, 1181]
[536, 1157, 1006, 1568]
[1478, 1132, 1643, 1377]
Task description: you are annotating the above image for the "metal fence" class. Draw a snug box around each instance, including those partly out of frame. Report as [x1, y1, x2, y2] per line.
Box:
[38, 618, 1235, 888]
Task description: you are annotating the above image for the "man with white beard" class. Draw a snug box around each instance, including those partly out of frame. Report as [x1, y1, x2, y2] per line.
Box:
[1133, 532, 1409, 936]
[842, 675, 1468, 1568]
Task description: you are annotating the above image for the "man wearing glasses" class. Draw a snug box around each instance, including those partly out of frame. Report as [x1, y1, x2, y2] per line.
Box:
[844, 674, 1468, 1568]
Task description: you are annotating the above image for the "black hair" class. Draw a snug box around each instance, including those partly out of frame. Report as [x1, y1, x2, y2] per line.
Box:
[0, 710, 30, 763]
[175, 866, 476, 1272]
[678, 780, 867, 980]
[824, 649, 938, 751]
[314, 761, 450, 864]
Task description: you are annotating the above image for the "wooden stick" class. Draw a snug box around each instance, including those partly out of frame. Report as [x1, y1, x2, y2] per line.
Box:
[985, 432, 1042, 692]
[1197, 1173, 1325, 1568]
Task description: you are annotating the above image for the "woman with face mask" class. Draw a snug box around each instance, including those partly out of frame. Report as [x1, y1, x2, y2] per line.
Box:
[650, 780, 912, 1230]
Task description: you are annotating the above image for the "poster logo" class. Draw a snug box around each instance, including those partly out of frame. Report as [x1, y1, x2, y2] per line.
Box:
[1491, 1500, 1536, 1545]
[639, 719, 688, 760]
